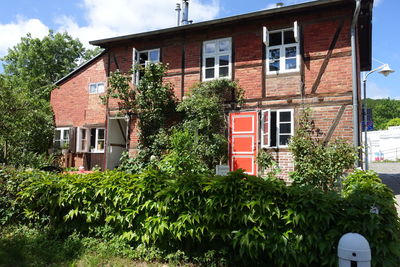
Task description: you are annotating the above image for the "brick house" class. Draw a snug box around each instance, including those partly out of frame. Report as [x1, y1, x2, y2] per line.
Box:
[51, 0, 373, 178]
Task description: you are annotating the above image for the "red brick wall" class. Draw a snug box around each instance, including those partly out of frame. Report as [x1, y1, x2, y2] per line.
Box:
[51, 55, 108, 127]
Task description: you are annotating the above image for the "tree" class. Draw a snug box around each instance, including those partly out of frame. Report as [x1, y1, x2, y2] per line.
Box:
[0, 31, 98, 166]
[2, 30, 96, 100]
[366, 98, 400, 130]
[386, 118, 400, 129]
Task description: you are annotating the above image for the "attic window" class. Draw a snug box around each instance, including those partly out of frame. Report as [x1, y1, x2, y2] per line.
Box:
[133, 48, 160, 84]
[89, 82, 105, 94]
[202, 38, 232, 81]
[265, 27, 299, 74]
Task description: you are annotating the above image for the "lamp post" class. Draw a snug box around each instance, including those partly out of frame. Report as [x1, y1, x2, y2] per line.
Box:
[363, 63, 395, 170]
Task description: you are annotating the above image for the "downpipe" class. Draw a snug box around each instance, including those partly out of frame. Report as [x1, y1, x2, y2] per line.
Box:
[351, 0, 361, 166]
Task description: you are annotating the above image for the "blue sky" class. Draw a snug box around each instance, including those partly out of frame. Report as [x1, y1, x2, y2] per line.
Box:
[0, 0, 398, 99]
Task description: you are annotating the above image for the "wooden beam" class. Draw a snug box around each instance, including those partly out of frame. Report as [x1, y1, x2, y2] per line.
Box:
[323, 104, 347, 144]
[310, 19, 345, 94]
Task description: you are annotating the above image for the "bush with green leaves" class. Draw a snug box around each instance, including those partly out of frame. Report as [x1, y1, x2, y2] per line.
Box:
[6, 168, 398, 266]
[289, 108, 357, 191]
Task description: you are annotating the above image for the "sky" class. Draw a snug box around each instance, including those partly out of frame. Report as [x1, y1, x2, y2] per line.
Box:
[0, 0, 398, 99]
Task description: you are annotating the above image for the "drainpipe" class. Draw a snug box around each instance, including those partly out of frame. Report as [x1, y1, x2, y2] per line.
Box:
[351, 0, 361, 166]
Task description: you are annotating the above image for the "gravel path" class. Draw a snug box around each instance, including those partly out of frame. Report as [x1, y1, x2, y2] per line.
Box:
[369, 162, 400, 216]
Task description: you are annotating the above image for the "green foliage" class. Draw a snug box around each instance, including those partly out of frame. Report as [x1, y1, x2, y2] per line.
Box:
[366, 98, 400, 130]
[106, 63, 177, 171]
[289, 108, 357, 191]
[386, 117, 400, 129]
[0, 31, 96, 166]
[256, 149, 281, 178]
[176, 79, 243, 169]
[2, 168, 397, 266]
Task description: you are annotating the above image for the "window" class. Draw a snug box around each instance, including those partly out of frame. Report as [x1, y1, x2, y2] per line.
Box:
[76, 127, 105, 153]
[134, 49, 160, 83]
[54, 128, 70, 149]
[89, 82, 105, 94]
[266, 28, 299, 73]
[202, 38, 232, 80]
[261, 110, 293, 147]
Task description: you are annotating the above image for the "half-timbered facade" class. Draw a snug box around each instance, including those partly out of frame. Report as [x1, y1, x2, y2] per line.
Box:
[51, 0, 373, 179]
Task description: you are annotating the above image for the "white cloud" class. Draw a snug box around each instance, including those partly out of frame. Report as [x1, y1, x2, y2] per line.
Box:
[56, 0, 220, 47]
[0, 15, 49, 57]
[365, 81, 391, 99]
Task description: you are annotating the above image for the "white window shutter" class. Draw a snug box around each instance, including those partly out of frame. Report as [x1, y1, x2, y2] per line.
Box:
[293, 21, 299, 43]
[261, 110, 271, 147]
[263, 26, 269, 46]
[132, 48, 137, 84]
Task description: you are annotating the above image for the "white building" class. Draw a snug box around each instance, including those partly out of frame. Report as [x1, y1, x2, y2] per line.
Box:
[363, 126, 400, 162]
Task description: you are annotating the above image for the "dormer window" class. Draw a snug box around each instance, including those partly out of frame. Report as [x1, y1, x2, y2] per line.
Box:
[202, 38, 232, 81]
[264, 24, 300, 74]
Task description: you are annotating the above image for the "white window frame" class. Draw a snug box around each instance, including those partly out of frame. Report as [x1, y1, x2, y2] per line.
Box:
[91, 128, 105, 153]
[88, 82, 105, 94]
[261, 109, 294, 148]
[54, 127, 70, 149]
[202, 37, 232, 81]
[266, 28, 300, 74]
[76, 127, 105, 153]
[76, 127, 89, 152]
[134, 48, 160, 84]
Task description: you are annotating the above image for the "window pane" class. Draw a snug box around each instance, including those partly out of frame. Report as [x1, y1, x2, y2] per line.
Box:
[205, 68, 215, 79]
[54, 141, 61, 149]
[286, 58, 297, 70]
[64, 130, 70, 140]
[269, 49, 280, 60]
[270, 112, 277, 147]
[97, 83, 105, 93]
[284, 30, 296, 44]
[279, 135, 291, 145]
[219, 40, 230, 52]
[139, 52, 148, 64]
[97, 141, 105, 151]
[280, 123, 291, 134]
[204, 42, 216, 54]
[269, 32, 282, 46]
[98, 129, 105, 140]
[55, 130, 61, 140]
[91, 128, 96, 150]
[285, 47, 297, 58]
[81, 140, 87, 151]
[205, 57, 215, 68]
[81, 129, 86, 139]
[219, 66, 229, 77]
[269, 60, 280, 71]
[89, 84, 97, 93]
[279, 111, 291, 122]
[219, 55, 229, 66]
[149, 50, 159, 62]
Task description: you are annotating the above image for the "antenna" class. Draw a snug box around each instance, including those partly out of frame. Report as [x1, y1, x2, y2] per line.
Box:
[181, 0, 189, 25]
[175, 3, 181, 26]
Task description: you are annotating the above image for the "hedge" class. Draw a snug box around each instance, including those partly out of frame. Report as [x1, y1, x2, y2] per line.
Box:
[1, 167, 399, 266]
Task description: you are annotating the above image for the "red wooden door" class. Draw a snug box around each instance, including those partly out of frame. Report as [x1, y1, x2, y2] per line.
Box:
[229, 111, 258, 175]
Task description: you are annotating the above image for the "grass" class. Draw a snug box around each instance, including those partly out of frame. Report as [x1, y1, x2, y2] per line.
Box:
[0, 225, 193, 267]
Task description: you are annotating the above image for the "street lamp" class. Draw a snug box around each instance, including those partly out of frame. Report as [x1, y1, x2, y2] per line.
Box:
[363, 63, 395, 170]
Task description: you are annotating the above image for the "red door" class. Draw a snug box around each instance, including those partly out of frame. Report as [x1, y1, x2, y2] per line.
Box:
[229, 111, 258, 175]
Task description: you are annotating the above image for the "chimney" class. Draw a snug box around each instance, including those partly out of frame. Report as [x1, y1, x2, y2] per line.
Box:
[276, 2, 284, 8]
[175, 3, 181, 26]
[181, 0, 189, 25]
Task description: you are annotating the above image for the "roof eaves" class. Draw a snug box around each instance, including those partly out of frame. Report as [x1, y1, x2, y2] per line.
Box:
[55, 50, 107, 86]
[90, 0, 348, 46]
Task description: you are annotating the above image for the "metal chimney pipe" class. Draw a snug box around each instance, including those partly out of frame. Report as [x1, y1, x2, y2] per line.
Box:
[175, 3, 181, 26]
[182, 0, 189, 25]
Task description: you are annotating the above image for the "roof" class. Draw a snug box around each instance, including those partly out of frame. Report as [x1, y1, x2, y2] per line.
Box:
[55, 49, 107, 86]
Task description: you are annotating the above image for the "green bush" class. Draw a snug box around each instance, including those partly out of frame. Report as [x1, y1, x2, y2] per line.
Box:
[1, 169, 397, 266]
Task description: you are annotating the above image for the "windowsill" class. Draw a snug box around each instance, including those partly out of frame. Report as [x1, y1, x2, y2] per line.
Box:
[261, 146, 291, 152]
[266, 71, 300, 78]
[202, 76, 232, 82]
